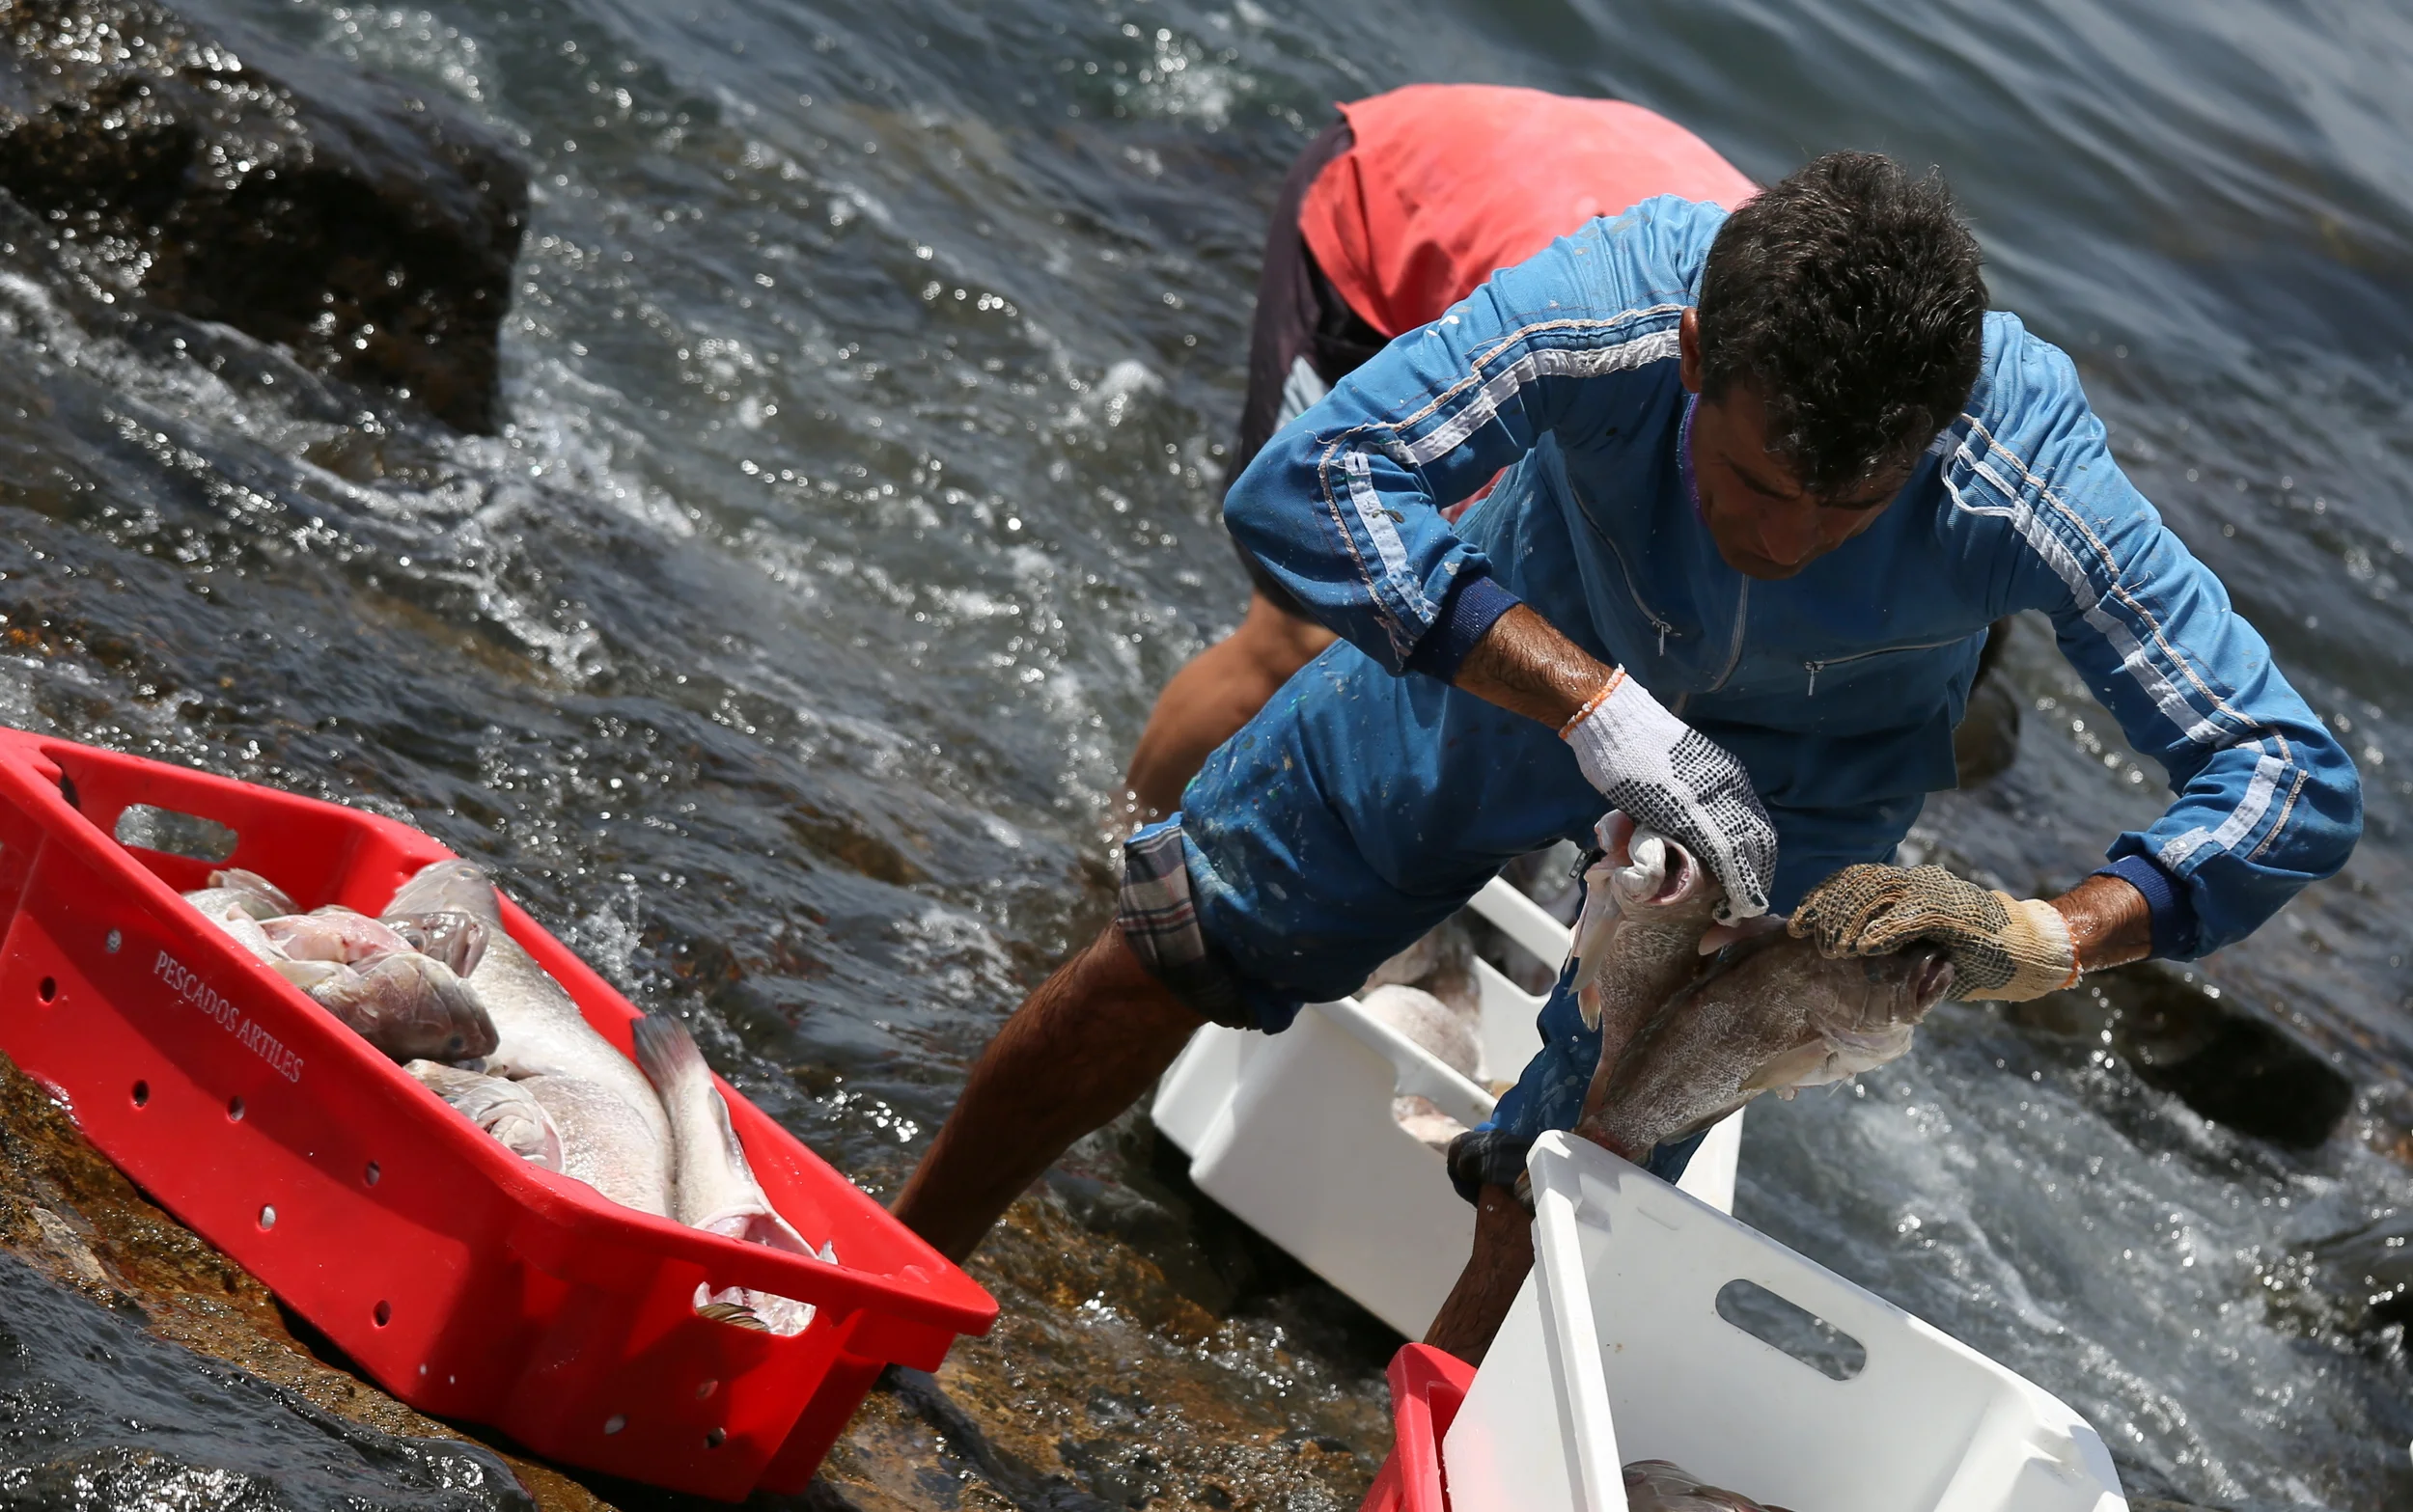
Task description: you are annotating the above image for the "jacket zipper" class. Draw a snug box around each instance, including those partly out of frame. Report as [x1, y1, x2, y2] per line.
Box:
[1705, 579, 1750, 692]
[1595, 531, 1678, 656]
[1804, 636, 1969, 696]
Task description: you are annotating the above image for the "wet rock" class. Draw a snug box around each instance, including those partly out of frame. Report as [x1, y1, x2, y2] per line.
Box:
[2011, 962, 2354, 1147]
[2302, 1211, 2413, 1335]
[0, 0, 525, 431]
[0, 1048, 609, 1511]
[1952, 618, 2022, 788]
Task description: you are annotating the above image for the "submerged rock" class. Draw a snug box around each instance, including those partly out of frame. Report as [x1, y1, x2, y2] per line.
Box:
[0, 0, 525, 431]
[2011, 962, 2354, 1148]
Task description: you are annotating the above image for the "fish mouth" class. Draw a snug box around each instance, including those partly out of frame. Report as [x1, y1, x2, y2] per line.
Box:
[1912, 950, 1955, 1004]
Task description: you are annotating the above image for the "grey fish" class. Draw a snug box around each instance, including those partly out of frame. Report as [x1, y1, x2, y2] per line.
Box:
[1359, 983, 1478, 1081]
[262, 909, 412, 964]
[1623, 1460, 1792, 1512]
[307, 952, 498, 1062]
[206, 867, 294, 919]
[382, 911, 489, 978]
[1579, 934, 1954, 1163]
[1567, 818, 1721, 1062]
[405, 1060, 565, 1171]
[386, 859, 673, 1219]
[184, 889, 283, 962]
[632, 1015, 830, 1335]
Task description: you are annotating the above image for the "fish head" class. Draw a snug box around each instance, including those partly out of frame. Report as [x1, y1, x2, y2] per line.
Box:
[1846, 945, 1955, 1029]
[317, 954, 501, 1061]
[1608, 823, 1718, 918]
[382, 910, 490, 978]
[386, 859, 502, 924]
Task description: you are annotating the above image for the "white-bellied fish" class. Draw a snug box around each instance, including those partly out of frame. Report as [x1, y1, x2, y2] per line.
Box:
[405, 1060, 565, 1170]
[385, 859, 674, 1218]
[632, 1014, 830, 1335]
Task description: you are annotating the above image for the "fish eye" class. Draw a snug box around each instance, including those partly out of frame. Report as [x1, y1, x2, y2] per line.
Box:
[447, 1035, 465, 1054]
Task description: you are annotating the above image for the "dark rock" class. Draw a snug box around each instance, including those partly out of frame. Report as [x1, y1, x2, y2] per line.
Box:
[1952, 618, 2022, 788]
[2014, 962, 2355, 1147]
[0, 0, 524, 431]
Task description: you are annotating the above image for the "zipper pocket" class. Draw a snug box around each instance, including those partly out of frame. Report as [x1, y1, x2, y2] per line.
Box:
[1804, 635, 1972, 696]
[1593, 516, 1680, 656]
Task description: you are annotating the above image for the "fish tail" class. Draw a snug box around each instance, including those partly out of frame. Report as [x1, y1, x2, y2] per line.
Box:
[631, 1013, 706, 1099]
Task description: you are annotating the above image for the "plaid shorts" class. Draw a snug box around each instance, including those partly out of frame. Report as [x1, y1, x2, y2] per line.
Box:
[1116, 817, 1256, 1030]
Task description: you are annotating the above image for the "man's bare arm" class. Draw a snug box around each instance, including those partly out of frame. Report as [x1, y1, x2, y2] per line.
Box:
[1451, 603, 1616, 729]
[2050, 872, 2152, 971]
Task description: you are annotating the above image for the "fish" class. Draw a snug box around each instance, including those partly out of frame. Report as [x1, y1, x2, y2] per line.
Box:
[262, 908, 413, 964]
[1567, 815, 1722, 1058]
[1578, 933, 1955, 1163]
[306, 952, 499, 1062]
[182, 885, 500, 1062]
[1622, 1460, 1794, 1512]
[382, 910, 488, 978]
[206, 867, 295, 920]
[1360, 982, 1484, 1154]
[405, 1060, 565, 1170]
[184, 888, 284, 963]
[385, 859, 674, 1219]
[632, 1014, 831, 1336]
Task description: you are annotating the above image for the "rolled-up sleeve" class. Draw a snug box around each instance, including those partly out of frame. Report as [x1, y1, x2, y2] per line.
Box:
[1955, 327, 2361, 956]
[1224, 202, 1710, 675]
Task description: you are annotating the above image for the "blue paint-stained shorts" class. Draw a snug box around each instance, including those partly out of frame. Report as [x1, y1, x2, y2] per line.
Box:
[1116, 640, 1921, 1196]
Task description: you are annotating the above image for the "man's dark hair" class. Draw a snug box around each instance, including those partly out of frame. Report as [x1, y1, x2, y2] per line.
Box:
[1696, 151, 1986, 498]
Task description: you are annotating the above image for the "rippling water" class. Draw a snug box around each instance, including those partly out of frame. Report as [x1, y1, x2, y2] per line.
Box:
[5, 0, 2412, 1505]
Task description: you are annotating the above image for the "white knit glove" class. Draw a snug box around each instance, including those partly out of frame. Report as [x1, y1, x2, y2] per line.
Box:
[1561, 670, 1778, 921]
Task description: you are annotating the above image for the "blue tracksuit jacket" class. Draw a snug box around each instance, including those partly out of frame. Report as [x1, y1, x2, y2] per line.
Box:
[1217, 195, 2359, 963]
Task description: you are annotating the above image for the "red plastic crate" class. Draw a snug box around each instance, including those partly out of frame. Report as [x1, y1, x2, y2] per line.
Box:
[0, 727, 995, 1499]
[1361, 1344, 1477, 1512]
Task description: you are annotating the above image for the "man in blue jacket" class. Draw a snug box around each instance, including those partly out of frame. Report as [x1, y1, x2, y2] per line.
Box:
[895, 152, 2359, 1356]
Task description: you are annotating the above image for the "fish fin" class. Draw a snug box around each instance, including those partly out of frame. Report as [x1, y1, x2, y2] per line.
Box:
[1576, 981, 1603, 1032]
[1738, 1039, 1837, 1094]
[694, 1299, 769, 1332]
[630, 1013, 706, 1099]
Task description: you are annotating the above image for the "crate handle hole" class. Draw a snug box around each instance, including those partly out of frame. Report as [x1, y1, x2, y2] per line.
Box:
[130, 1080, 149, 1108]
[602, 1415, 626, 1437]
[36, 976, 55, 1003]
[705, 1427, 726, 1449]
[227, 1096, 245, 1122]
[1712, 1278, 1866, 1382]
[113, 805, 239, 864]
[258, 1205, 276, 1230]
[364, 1161, 381, 1187]
[374, 1300, 392, 1327]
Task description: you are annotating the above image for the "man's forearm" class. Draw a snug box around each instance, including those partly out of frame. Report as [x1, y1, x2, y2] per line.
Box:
[2049, 872, 2151, 972]
[1452, 603, 1616, 729]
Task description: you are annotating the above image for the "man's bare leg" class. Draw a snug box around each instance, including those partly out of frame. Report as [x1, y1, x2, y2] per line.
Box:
[1123, 591, 1336, 819]
[893, 924, 1207, 1264]
[1423, 1183, 1535, 1363]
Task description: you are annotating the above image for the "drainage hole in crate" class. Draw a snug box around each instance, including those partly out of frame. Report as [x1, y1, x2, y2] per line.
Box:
[130, 1081, 149, 1108]
[37, 977, 55, 1003]
[1713, 1278, 1867, 1382]
[602, 1415, 626, 1437]
[227, 1096, 245, 1122]
[258, 1205, 276, 1230]
[694, 1379, 718, 1401]
[374, 1301, 392, 1328]
[364, 1161, 381, 1187]
[705, 1428, 726, 1450]
[105, 929, 122, 955]
[113, 805, 238, 863]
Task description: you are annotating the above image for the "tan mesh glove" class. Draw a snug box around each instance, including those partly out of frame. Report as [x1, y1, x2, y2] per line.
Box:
[1788, 864, 2077, 1001]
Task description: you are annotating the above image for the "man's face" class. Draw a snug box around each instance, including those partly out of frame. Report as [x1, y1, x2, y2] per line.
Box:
[1678, 310, 1908, 581]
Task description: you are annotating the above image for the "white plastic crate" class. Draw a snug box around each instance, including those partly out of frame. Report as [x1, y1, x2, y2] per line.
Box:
[1151, 877, 1743, 1338]
[1443, 1132, 2127, 1512]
